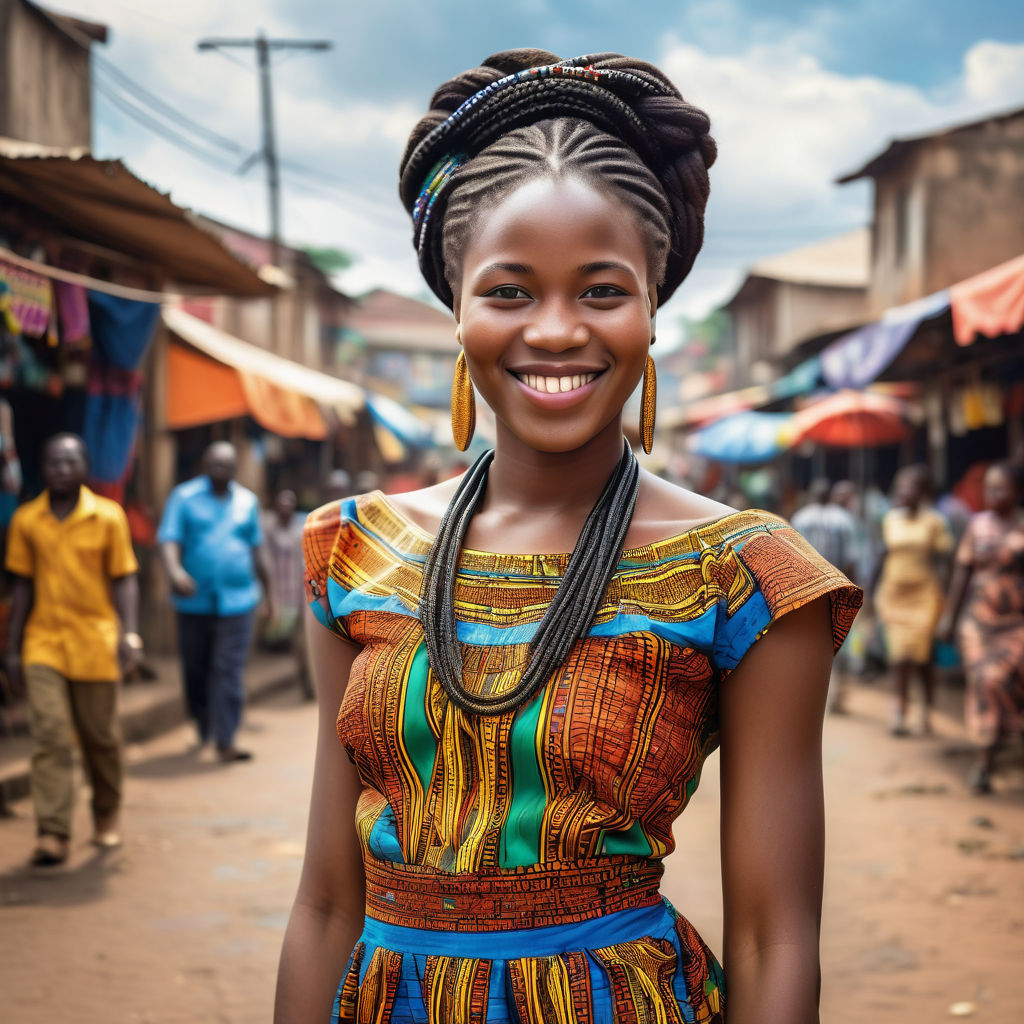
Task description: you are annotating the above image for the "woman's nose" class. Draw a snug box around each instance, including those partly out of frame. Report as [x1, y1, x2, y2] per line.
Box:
[521, 303, 589, 351]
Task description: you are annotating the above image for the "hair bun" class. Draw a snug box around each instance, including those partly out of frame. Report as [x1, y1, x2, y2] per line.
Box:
[399, 51, 716, 306]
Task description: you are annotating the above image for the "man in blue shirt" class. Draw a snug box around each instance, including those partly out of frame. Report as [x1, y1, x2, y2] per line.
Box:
[158, 442, 275, 761]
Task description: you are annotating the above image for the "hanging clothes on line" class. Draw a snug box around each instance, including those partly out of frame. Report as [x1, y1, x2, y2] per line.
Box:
[81, 291, 160, 500]
[54, 281, 92, 349]
[0, 259, 54, 338]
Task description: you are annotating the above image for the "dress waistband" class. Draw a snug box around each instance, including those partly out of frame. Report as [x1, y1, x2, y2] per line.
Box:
[363, 854, 664, 933]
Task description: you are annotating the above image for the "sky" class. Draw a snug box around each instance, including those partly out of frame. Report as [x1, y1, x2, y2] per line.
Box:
[50, 0, 1024, 331]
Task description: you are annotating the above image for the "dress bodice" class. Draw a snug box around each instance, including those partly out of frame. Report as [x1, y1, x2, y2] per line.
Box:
[304, 491, 861, 875]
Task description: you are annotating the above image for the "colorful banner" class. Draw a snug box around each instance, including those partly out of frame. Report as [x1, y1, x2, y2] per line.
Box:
[820, 290, 949, 389]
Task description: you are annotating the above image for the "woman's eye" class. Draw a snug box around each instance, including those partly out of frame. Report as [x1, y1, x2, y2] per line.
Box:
[582, 285, 626, 300]
[485, 285, 530, 300]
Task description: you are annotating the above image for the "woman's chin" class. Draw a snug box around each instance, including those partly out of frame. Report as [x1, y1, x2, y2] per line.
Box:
[493, 418, 620, 456]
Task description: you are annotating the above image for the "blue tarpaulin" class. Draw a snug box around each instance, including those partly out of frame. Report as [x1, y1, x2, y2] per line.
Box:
[820, 290, 949, 389]
[688, 411, 791, 463]
[770, 355, 821, 400]
[366, 393, 434, 448]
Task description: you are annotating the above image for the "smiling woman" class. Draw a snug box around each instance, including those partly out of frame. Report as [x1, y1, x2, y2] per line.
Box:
[276, 49, 862, 1024]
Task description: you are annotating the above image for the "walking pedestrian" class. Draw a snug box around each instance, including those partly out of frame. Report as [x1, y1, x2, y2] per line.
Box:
[275, 50, 861, 1024]
[792, 478, 857, 578]
[872, 464, 953, 736]
[157, 441, 275, 762]
[262, 489, 312, 700]
[938, 462, 1024, 793]
[793, 479, 859, 712]
[3, 434, 141, 866]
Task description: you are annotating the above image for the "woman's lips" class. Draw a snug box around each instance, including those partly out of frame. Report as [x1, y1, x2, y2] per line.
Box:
[508, 368, 605, 407]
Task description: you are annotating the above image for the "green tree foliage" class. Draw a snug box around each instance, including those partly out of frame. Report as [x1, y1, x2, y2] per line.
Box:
[303, 246, 355, 274]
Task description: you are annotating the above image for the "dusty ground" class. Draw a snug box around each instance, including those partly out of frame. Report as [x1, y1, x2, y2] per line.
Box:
[1, 680, 1022, 1023]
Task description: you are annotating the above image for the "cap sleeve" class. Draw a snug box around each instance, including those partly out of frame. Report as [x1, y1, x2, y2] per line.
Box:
[303, 499, 354, 643]
[712, 514, 863, 676]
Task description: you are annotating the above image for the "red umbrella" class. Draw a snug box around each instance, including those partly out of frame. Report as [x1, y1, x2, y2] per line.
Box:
[784, 389, 911, 447]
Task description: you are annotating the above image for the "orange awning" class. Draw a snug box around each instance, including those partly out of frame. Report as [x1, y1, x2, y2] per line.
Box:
[162, 306, 366, 440]
[166, 340, 328, 438]
[166, 343, 249, 428]
[950, 253, 1024, 346]
[237, 369, 327, 439]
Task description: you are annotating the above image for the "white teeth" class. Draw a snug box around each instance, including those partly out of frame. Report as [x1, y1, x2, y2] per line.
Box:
[516, 372, 599, 393]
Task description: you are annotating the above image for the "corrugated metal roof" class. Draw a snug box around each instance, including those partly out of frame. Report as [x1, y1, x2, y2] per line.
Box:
[346, 288, 457, 353]
[837, 104, 1024, 184]
[746, 228, 870, 289]
[0, 137, 272, 296]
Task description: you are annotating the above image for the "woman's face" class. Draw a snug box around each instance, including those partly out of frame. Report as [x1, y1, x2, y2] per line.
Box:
[983, 466, 1016, 513]
[894, 471, 922, 509]
[455, 175, 656, 455]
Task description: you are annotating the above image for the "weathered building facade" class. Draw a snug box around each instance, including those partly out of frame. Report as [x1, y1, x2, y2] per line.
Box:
[839, 107, 1024, 313]
[0, 0, 104, 149]
[724, 229, 870, 389]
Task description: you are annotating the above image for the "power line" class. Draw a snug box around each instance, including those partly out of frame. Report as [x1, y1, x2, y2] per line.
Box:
[198, 33, 333, 265]
[93, 54, 248, 156]
[93, 78, 242, 174]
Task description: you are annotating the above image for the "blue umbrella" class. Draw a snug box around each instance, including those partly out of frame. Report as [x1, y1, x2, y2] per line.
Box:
[687, 410, 791, 464]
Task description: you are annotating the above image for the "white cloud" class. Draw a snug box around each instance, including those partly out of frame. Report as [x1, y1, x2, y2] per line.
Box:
[963, 40, 1024, 102]
[657, 36, 1024, 319]
[71, 1, 1024, 317]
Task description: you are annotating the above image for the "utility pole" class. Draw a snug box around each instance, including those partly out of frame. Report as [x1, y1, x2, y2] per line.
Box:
[197, 32, 331, 267]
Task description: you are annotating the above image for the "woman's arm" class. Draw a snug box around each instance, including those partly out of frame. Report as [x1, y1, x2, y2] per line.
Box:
[274, 612, 365, 1024]
[937, 520, 974, 641]
[719, 597, 834, 1024]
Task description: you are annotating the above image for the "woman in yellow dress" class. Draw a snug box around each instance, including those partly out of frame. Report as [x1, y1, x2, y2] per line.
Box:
[873, 465, 953, 735]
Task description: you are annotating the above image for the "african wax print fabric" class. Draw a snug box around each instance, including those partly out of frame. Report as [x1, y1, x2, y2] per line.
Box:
[956, 510, 1024, 745]
[304, 491, 861, 1023]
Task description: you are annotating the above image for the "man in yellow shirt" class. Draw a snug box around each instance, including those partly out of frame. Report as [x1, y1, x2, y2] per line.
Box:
[4, 434, 141, 867]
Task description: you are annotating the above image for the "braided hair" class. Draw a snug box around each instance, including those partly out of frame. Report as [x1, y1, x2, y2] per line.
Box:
[399, 49, 716, 309]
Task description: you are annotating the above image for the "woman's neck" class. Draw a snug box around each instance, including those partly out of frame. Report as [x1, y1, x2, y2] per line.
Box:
[484, 417, 626, 519]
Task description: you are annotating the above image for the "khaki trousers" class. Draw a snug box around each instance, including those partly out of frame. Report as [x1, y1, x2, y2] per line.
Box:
[24, 664, 122, 839]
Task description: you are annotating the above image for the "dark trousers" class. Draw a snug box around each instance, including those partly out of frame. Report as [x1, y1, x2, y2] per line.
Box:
[176, 611, 254, 748]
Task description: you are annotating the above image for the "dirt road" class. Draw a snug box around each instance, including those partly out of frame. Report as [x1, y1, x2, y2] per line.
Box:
[1, 682, 1022, 1022]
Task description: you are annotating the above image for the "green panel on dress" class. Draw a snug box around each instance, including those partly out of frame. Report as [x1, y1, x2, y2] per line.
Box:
[500, 692, 547, 867]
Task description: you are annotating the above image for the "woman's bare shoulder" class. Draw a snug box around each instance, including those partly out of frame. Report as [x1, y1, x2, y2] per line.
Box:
[379, 478, 462, 537]
[627, 471, 739, 548]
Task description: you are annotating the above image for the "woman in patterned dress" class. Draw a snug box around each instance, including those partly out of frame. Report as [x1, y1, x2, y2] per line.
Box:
[275, 50, 860, 1024]
[872, 465, 953, 736]
[939, 462, 1024, 793]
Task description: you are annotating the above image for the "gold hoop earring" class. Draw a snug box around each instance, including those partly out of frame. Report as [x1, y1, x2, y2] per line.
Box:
[640, 354, 656, 455]
[451, 350, 476, 451]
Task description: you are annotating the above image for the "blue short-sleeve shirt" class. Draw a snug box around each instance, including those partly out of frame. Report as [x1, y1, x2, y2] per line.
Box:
[157, 476, 263, 616]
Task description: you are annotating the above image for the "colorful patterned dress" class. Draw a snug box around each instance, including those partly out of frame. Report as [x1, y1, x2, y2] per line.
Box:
[956, 510, 1024, 745]
[303, 491, 861, 1024]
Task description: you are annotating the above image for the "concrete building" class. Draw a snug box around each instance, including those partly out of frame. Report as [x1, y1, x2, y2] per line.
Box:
[0, 0, 105, 150]
[838, 106, 1024, 313]
[723, 229, 870, 389]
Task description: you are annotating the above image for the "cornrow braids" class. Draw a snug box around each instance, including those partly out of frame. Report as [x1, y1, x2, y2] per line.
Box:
[399, 49, 716, 309]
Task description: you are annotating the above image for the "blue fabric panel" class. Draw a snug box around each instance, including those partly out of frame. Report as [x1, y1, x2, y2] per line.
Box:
[86, 291, 160, 369]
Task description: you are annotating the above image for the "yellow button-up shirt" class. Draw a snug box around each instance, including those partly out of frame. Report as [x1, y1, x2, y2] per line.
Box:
[5, 487, 139, 681]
